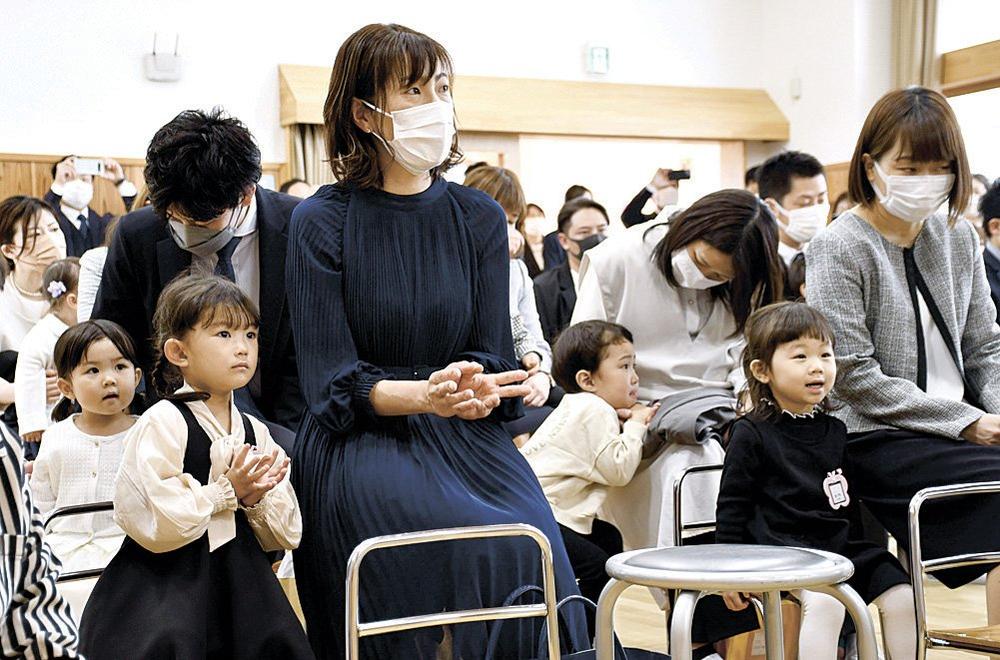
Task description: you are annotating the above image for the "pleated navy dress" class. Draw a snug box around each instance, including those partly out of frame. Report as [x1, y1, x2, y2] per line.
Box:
[285, 179, 586, 659]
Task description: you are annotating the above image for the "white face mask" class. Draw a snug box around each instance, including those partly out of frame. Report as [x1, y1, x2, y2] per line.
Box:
[363, 100, 456, 175]
[671, 248, 722, 290]
[778, 202, 830, 244]
[61, 179, 94, 211]
[871, 160, 954, 224]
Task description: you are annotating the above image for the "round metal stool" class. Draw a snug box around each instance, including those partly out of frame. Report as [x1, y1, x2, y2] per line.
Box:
[594, 544, 879, 660]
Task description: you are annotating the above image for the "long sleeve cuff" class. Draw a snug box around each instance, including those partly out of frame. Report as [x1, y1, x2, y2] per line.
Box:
[205, 475, 238, 514]
[118, 180, 138, 197]
[240, 497, 268, 523]
[352, 369, 389, 418]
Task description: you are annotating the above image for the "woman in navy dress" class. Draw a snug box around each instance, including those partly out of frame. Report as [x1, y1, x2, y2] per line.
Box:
[286, 24, 586, 659]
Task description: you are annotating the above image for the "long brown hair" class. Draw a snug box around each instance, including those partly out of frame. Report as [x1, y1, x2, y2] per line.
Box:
[323, 23, 463, 189]
[651, 189, 783, 332]
[741, 302, 836, 421]
[848, 86, 970, 225]
[151, 273, 260, 400]
[463, 166, 528, 232]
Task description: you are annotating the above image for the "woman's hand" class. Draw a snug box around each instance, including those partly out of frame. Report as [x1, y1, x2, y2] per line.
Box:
[961, 415, 1000, 445]
[722, 591, 752, 611]
[523, 372, 551, 408]
[22, 431, 43, 443]
[45, 369, 60, 403]
[427, 362, 529, 420]
[521, 352, 541, 376]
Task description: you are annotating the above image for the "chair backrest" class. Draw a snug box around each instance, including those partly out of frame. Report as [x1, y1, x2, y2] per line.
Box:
[672, 463, 724, 546]
[344, 523, 562, 660]
[43, 500, 114, 582]
[908, 481, 1000, 655]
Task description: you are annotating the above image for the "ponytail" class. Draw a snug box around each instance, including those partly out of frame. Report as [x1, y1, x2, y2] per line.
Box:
[51, 396, 80, 423]
[150, 351, 207, 403]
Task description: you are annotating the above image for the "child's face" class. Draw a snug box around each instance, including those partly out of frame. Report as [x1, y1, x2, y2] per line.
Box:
[751, 335, 836, 415]
[167, 319, 258, 397]
[580, 341, 640, 410]
[59, 338, 140, 416]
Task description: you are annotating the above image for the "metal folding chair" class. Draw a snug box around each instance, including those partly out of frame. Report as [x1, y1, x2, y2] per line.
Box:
[43, 500, 114, 582]
[672, 463, 725, 547]
[344, 523, 562, 660]
[908, 481, 1000, 657]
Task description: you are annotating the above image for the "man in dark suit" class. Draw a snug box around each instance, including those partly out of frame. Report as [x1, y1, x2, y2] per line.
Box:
[93, 109, 304, 444]
[981, 177, 1000, 320]
[534, 198, 609, 344]
[44, 156, 136, 256]
[540, 184, 594, 272]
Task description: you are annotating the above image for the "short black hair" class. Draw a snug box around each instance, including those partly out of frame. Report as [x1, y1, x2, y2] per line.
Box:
[744, 165, 760, 186]
[786, 252, 806, 300]
[552, 320, 634, 393]
[144, 108, 262, 222]
[557, 198, 609, 234]
[757, 151, 824, 204]
[564, 184, 591, 202]
[51, 155, 77, 179]
[982, 178, 1000, 237]
[279, 178, 307, 193]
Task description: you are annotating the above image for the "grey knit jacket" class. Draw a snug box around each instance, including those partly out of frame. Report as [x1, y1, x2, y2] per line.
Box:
[806, 211, 1000, 437]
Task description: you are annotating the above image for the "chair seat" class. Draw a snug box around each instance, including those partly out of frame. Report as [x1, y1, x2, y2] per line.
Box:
[606, 545, 854, 591]
[930, 625, 1000, 652]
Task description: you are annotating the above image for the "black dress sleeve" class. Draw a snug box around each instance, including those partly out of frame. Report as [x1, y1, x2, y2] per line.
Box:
[285, 192, 393, 436]
[715, 419, 763, 543]
[621, 187, 653, 228]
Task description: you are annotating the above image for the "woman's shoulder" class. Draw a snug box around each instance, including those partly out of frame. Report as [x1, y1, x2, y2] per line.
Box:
[289, 183, 352, 235]
[922, 212, 979, 250]
[809, 212, 868, 253]
[446, 182, 506, 234]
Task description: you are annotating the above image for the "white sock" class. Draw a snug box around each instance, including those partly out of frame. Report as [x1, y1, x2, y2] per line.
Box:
[873, 584, 916, 659]
[795, 589, 845, 660]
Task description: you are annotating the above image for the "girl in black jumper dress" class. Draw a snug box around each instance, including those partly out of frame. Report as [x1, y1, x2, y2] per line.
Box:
[79, 275, 313, 659]
[716, 302, 916, 659]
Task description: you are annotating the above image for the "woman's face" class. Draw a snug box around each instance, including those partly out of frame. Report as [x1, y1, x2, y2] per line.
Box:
[867, 138, 952, 194]
[1, 209, 66, 272]
[365, 63, 453, 141]
[686, 239, 735, 283]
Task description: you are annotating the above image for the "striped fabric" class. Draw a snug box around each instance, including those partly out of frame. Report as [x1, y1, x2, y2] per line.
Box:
[1, 425, 80, 658]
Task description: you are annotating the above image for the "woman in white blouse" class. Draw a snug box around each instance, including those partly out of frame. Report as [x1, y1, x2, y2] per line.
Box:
[0, 196, 67, 410]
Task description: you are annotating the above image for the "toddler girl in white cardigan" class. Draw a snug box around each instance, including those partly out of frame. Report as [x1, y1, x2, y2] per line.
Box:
[15, 257, 79, 445]
[519, 320, 657, 624]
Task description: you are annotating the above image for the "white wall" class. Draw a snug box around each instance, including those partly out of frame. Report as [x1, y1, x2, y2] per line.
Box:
[0, 0, 893, 167]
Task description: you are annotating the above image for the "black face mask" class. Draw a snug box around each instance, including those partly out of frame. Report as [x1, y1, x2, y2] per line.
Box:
[571, 233, 606, 255]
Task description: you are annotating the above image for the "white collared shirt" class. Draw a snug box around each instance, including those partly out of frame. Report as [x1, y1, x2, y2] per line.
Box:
[52, 179, 139, 229]
[191, 197, 260, 308]
[778, 239, 801, 267]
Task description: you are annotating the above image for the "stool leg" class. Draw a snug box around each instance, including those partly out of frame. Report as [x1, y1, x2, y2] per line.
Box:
[595, 578, 629, 660]
[669, 590, 700, 660]
[762, 590, 785, 659]
[813, 583, 879, 660]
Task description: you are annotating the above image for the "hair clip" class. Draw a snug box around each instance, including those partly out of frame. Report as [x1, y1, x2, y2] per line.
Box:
[47, 280, 67, 299]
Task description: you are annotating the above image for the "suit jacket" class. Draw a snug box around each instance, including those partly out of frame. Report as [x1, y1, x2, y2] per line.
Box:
[533, 261, 577, 345]
[984, 247, 1000, 322]
[44, 190, 132, 257]
[542, 231, 567, 271]
[92, 188, 304, 429]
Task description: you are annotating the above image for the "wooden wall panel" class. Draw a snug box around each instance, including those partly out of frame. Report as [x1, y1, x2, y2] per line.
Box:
[279, 65, 790, 142]
[0, 154, 282, 217]
[941, 39, 1000, 98]
[824, 161, 851, 215]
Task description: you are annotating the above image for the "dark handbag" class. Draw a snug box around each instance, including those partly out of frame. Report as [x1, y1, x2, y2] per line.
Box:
[485, 585, 670, 660]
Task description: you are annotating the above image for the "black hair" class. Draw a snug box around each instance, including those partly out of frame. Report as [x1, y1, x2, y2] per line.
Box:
[51, 155, 77, 179]
[757, 151, 824, 204]
[0, 196, 58, 281]
[982, 178, 1000, 238]
[564, 185, 591, 202]
[740, 301, 837, 422]
[744, 165, 760, 186]
[152, 273, 260, 400]
[651, 189, 784, 332]
[552, 321, 634, 393]
[557, 198, 609, 235]
[51, 319, 141, 422]
[785, 252, 806, 301]
[278, 178, 307, 193]
[144, 108, 261, 222]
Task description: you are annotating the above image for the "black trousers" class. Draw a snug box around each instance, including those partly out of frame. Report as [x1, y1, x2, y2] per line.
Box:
[558, 520, 623, 636]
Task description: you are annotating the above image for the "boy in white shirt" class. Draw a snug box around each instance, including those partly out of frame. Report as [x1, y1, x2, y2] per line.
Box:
[519, 320, 656, 631]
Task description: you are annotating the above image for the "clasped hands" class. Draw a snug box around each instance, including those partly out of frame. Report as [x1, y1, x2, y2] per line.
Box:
[225, 444, 289, 507]
[426, 360, 530, 420]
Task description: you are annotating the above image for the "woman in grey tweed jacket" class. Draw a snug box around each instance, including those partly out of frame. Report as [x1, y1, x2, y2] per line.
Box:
[808, 87, 1000, 616]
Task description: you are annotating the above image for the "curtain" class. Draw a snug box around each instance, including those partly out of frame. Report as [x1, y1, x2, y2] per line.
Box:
[892, 0, 939, 88]
[289, 124, 337, 186]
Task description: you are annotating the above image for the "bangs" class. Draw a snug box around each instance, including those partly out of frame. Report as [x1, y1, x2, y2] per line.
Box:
[893, 105, 962, 164]
[198, 300, 259, 330]
[770, 316, 835, 348]
[389, 29, 453, 88]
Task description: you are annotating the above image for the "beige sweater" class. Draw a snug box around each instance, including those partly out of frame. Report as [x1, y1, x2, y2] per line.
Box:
[520, 392, 646, 534]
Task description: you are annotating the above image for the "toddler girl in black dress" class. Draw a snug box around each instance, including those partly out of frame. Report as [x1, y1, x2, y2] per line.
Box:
[716, 301, 915, 659]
